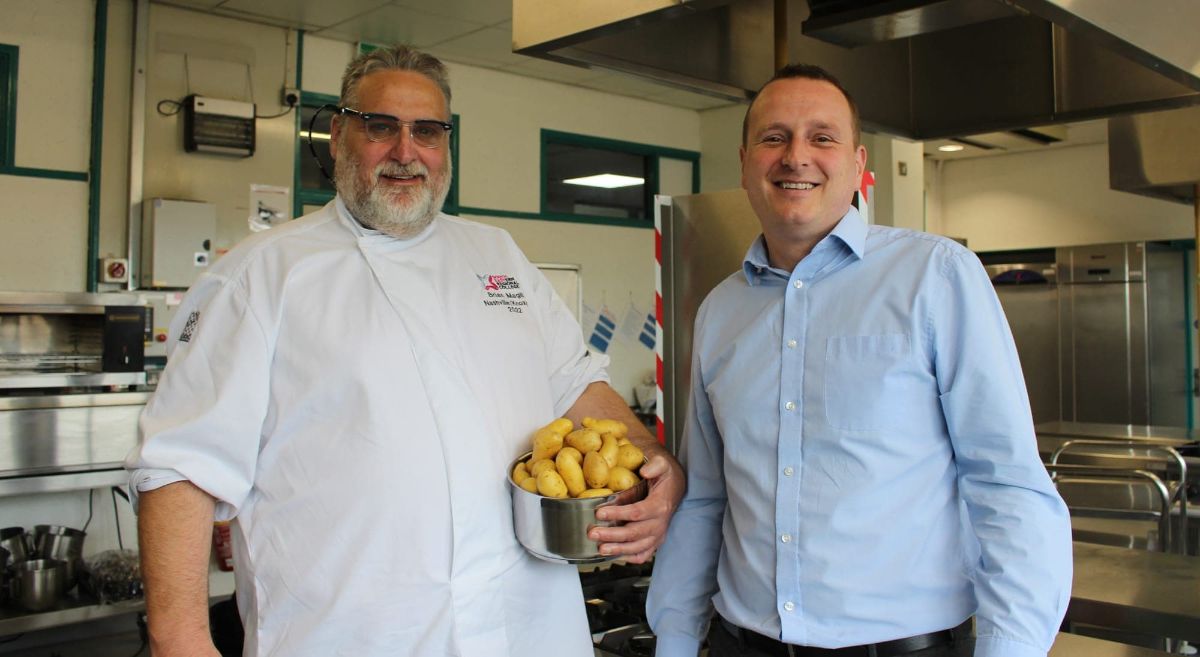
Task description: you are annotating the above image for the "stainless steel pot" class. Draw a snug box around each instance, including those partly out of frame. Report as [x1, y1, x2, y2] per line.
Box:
[11, 559, 67, 612]
[508, 451, 649, 564]
[0, 527, 28, 565]
[32, 525, 86, 591]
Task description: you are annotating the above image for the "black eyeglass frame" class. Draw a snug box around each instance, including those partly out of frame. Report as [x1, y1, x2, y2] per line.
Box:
[333, 106, 453, 147]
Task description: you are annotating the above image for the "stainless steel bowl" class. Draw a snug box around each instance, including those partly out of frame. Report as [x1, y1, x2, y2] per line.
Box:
[508, 451, 649, 564]
[0, 527, 28, 565]
[11, 559, 67, 612]
[32, 525, 86, 591]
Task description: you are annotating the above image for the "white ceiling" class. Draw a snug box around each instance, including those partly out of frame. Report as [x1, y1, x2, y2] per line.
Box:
[153, 0, 738, 111]
[156, 0, 1109, 155]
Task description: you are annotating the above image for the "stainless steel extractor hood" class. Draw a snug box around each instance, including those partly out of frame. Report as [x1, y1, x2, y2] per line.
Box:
[513, 0, 1200, 142]
[1109, 105, 1200, 205]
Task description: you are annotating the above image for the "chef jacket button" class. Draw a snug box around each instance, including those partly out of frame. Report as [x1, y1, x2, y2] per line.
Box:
[783, 601, 795, 612]
[793, 280, 804, 289]
[786, 339, 797, 349]
[784, 401, 795, 411]
[781, 533, 791, 543]
[783, 467, 794, 477]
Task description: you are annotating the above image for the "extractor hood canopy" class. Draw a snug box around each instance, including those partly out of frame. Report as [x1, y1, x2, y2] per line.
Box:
[514, 0, 1200, 141]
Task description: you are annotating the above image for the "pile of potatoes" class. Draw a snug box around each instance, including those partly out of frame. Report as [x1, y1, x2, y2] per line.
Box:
[511, 417, 645, 499]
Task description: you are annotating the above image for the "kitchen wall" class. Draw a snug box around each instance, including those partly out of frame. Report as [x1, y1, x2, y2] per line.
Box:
[927, 143, 1195, 251]
[0, 0, 97, 291]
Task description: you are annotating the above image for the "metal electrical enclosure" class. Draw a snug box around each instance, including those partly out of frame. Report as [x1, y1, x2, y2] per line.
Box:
[140, 198, 216, 289]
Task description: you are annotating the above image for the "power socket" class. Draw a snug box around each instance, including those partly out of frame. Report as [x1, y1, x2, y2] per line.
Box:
[281, 87, 300, 107]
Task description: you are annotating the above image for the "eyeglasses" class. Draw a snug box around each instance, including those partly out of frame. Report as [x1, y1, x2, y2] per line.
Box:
[334, 106, 452, 148]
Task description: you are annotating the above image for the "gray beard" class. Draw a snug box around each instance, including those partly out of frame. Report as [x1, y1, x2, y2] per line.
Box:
[334, 148, 451, 239]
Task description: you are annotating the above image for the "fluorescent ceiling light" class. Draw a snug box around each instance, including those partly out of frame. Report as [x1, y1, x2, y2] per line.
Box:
[563, 173, 644, 188]
[308, 132, 331, 141]
[938, 144, 965, 152]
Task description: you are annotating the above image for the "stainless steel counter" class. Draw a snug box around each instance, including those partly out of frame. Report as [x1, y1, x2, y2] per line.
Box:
[1069, 542, 1200, 642]
[1037, 421, 1198, 444]
[1050, 632, 1171, 656]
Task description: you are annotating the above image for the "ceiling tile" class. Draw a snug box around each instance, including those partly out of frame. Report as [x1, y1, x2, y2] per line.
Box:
[501, 58, 606, 86]
[644, 88, 738, 111]
[219, 0, 390, 29]
[391, 0, 511, 28]
[424, 26, 526, 69]
[155, 0, 230, 9]
[315, 5, 486, 48]
[577, 73, 679, 100]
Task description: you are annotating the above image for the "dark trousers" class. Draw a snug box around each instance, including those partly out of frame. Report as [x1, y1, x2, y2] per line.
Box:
[707, 617, 976, 657]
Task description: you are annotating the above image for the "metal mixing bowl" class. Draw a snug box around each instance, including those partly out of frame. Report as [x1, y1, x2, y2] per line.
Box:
[508, 451, 649, 564]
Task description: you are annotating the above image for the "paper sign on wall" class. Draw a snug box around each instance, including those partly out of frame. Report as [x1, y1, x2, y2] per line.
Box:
[248, 184, 291, 232]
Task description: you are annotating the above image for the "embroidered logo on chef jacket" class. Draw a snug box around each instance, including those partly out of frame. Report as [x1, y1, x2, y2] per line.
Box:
[178, 311, 200, 343]
[476, 273, 527, 314]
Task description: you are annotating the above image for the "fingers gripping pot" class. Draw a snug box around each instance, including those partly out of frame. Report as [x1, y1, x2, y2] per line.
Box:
[508, 451, 649, 564]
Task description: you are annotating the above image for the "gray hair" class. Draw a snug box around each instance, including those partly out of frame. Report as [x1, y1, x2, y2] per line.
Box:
[339, 45, 451, 112]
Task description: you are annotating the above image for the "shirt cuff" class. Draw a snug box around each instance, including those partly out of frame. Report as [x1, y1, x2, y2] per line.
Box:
[126, 467, 189, 512]
[653, 633, 702, 657]
[974, 635, 1048, 657]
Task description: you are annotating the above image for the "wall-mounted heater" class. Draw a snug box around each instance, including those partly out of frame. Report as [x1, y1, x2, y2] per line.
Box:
[183, 95, 255, 157]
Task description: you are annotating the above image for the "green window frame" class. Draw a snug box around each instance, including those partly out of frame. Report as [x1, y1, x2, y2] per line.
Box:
[540, 129, 700, 228]
[0, 43, 18, 167]
[293, 91, 459, 217]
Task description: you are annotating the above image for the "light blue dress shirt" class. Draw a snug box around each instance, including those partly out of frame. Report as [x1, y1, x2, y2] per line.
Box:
[647, 208, 1072, 657]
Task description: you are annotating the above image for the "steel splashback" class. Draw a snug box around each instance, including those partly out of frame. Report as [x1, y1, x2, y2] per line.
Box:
[515, 0, 1199, 139]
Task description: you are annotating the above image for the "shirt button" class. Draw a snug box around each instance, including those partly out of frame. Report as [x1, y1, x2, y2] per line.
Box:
[783, 601, 795, 612]
[793, 280, 804, 289]
[783, 467, 794, 477]
[784, 401, 795, 411]
[781, 533, 791, 543]
[786, 339, 797, 349]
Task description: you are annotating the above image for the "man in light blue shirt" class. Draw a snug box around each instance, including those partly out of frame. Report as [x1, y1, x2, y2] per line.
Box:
[646, 64, 1072, 657]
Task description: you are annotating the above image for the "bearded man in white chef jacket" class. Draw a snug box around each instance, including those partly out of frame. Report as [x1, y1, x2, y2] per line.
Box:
[126, 45, 684, 657]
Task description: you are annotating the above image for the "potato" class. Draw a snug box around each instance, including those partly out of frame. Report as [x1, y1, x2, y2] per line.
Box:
[581, 416, 598, 429]
[589, 419, 628, 438]
[616, 437, 630, 446]
[512, 462, 531, 484]
[599, 434, 620, 468]
[529, 458, 556, 478]
[519, 477, 539, 493]
[536, 469, 569, 498]
[556, 450, 587, 497]
[557, 446, 583, 465]
[583, 451, 610, 489]
[566, 429, 602, 454]
[577, 488, 614, 499]
[607, 466, 638, 492]
[547, 418, 574, 435]
[531, 427, 564, 462]
[616, 444, 645, 471]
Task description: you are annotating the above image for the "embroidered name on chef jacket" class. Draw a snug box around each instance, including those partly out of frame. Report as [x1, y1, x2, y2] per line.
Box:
[477, 273, 527, 314]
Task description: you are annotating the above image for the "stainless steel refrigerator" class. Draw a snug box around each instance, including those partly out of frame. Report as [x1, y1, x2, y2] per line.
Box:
[984, 242, 1192, 428]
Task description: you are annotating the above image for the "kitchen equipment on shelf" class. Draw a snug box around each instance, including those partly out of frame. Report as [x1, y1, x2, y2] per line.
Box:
[32, 525, 86, 590]
[0, 526, 29, 564]
[508, 451, 648, 564]
[10, 558, 67, 612]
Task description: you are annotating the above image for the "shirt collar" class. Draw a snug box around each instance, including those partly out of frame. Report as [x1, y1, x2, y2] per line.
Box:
[741, 206, 867, 285]
[335, 195, 438, 250]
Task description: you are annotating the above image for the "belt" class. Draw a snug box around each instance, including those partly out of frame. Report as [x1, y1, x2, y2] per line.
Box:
[716, 614, 968, 657]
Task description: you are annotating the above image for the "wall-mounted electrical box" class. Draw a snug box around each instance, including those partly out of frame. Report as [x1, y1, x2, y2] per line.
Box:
[183, 95, 255, 157]
[141, 198, 216, 289]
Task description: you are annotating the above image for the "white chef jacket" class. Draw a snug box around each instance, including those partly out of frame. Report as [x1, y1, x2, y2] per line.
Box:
[126, 199, 608, 657]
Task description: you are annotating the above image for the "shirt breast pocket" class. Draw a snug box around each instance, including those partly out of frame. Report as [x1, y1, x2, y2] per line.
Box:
[824, 333, 914, 432]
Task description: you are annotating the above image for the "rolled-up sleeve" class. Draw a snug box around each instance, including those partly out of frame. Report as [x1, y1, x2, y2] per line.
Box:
[125, 271, 271, 521]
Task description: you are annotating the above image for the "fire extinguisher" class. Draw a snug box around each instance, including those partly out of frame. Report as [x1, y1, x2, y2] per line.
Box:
[212, 521, 235, 572]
